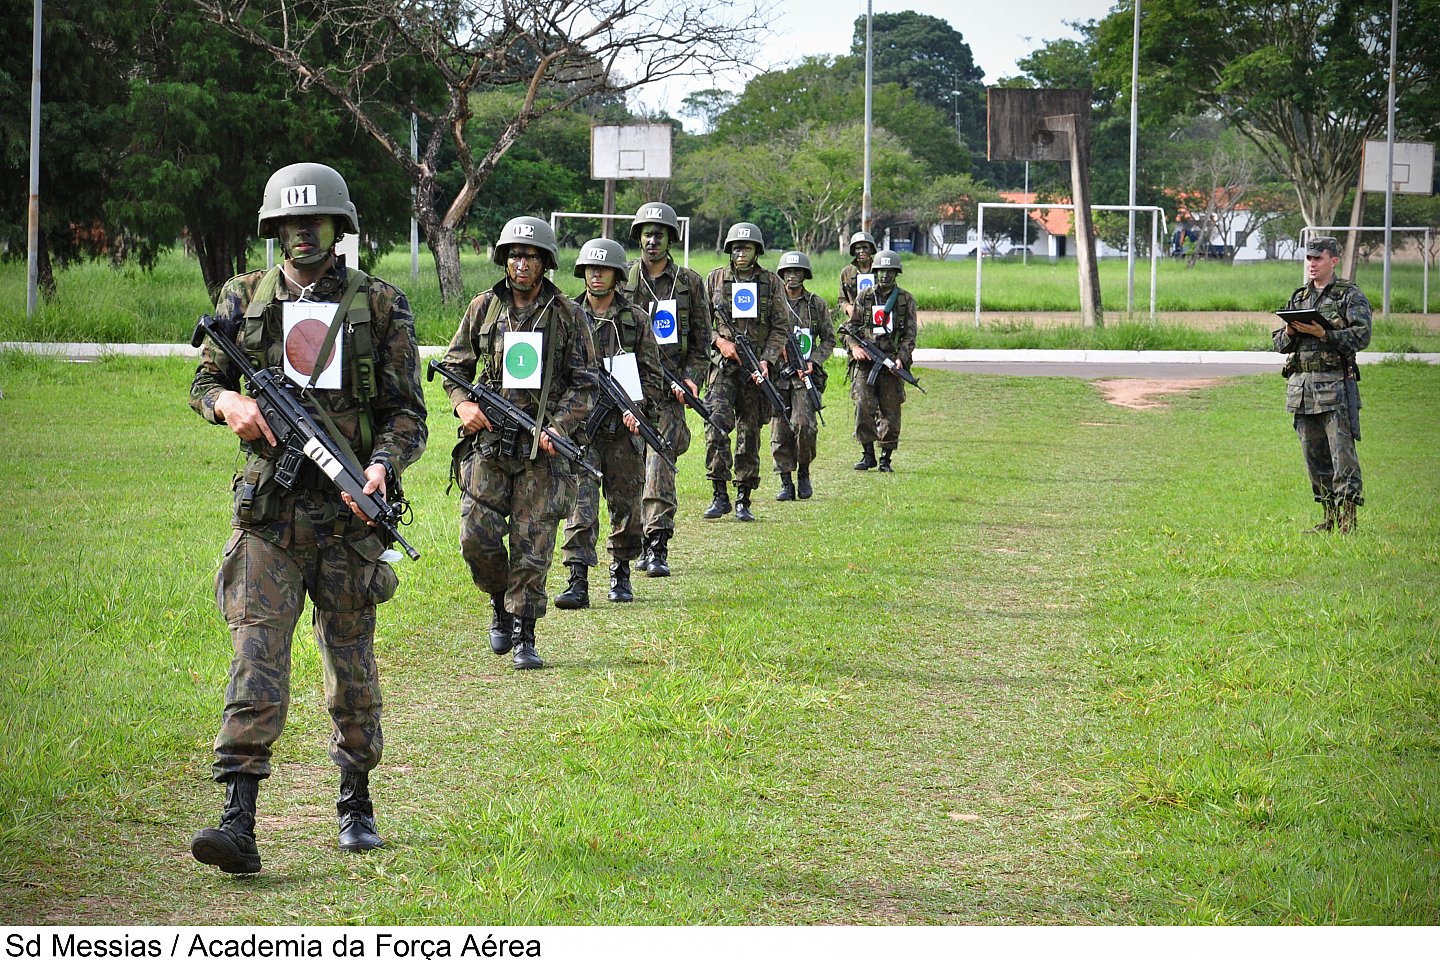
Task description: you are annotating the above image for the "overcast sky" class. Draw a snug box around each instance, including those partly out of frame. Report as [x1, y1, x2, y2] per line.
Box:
[630, 0, 1122, 128]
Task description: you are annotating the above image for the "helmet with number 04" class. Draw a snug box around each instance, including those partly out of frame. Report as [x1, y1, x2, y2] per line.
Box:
[258, 162, 359, 238]
[723, 222, 766, 255]
[573, 238, 629, 278]
[848, 230, 877, 256]
[629, 201, 682, 243]
[492, 216, 559, 270]
[777, 250, 813, 280]
[873, 250, 903, 273]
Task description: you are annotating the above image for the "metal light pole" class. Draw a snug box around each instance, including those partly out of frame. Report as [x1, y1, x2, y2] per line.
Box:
[27, 0, 42, 319]
[951, 89, 962, 143]
[1127, 0, 1141, 315]
[1383, 0, 1398, 318]
[1023, 161, 1030, 266]
[410, 111, 419, 281]
[862, 0, 873, 234]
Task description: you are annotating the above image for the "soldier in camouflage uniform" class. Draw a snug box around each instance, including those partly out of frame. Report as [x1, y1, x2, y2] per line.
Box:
[1274, 236, 1372, 533]
[554, 238, 663, 609]
[703, 222, 790, 521]
[439, 216, 596, 670]
[769, 251, 836, 501]
[836, 230, 877, 322]
[189, 163, 427, 875]
[625, 202, 713, 578]
[839, 250, 917, 473]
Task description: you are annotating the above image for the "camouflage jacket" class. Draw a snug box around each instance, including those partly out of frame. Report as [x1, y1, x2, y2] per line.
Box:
[190, 259, 428, 503]
[776, 289, 837, 386]
[573, 290, 664, 429]
[840, 285, 918, 367]
[441, 277, 596, 447]
[1274, 279, 1372, 414]
[837, 260, 872, 316]
[625, 257, 713, 387]
[705, 265, 788, 365]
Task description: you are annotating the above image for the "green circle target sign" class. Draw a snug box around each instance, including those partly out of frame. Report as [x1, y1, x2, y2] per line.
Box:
[505, 341, 540, 380]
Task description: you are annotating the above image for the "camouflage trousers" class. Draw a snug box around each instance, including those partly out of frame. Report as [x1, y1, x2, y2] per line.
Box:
[704, 360, 771, 489]
[1295, 410, 1364, 505]
[641, 398, 694, 535]
[561, 424, 646, 567]
[458, 449, 577, 619]
[211, 491, 397, 782]
[770, 376, 824, 473]
[850, 362, 905, 450]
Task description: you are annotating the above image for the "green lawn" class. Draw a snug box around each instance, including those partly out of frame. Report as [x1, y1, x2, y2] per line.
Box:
[0, 352, 1435, 923]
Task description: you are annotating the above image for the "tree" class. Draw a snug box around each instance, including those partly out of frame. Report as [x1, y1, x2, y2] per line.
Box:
[196, 0, 765, 302]
[678, 89, 736, 135]
[1096, 0, 1440, 228]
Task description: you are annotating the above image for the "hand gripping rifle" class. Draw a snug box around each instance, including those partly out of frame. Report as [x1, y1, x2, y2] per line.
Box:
[657, 354, 717, 429]
[850, 332, 926, 393]
[425, 360, 602, 482]
[192, 315, 419, 561]
[781, 328, 825, 425]
[584, 365, 678, 472]
[733, 331, 790, 418]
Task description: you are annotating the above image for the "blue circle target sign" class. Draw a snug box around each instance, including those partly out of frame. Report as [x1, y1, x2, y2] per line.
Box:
[733, 287, 756, 312]
[653, 307, 677, 339]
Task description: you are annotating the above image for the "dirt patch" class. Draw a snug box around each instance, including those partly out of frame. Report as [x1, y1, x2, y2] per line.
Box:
[1096, 377, 1228, 410]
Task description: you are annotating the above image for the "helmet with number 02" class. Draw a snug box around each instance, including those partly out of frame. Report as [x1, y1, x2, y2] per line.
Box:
[873, 250, 903, 273]
[723, 222, 766, 255]
[848, 230, 877, 256]
[258, 163, 359, 238]
[492, 216, 559, 270]
[777, 250, 813, 280]
[573, 238, 629, 278]
[629, 201, 681, 243]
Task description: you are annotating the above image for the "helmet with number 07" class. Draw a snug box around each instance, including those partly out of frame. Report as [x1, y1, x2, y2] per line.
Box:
[492, 216, 559, 270]
[573, 238, 629, 279]
[258, 162, 359, 237]
[723, 222, 766, 255]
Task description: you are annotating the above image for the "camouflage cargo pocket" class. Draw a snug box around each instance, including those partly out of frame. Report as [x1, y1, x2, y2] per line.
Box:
[312, 530, 398, 614]
[1311, 374, 1345, 409]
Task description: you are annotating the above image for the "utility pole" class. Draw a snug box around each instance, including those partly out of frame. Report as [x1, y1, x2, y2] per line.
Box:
[1382, 0, 1398, 318]
[27, 0, 42, 319]
[1127, 0, 1141, 315]
[862, 0, 873, 234]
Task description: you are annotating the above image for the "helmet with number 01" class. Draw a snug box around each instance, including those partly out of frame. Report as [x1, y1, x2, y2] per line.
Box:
[492, 216, 559, 270]
[777, 250, 813, 280]
[258, 163, 359, 238]
[573, 238, 629, 278]
[723, 222, 766, 255]
[629, 201, 682, 243]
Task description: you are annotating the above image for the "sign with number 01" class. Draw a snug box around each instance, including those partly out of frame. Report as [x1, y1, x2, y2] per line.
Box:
[502, 331, 544, 389]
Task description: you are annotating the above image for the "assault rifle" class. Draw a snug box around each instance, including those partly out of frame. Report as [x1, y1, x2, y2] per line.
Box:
[192, 314, 420, 561]
[781, 327, 824, 425]
[850, 332, 926, 393]
[584, 364, 678, 471]
[426, 360, 602, 482]
[732, 331, 790, 418]
[658, 354, 717, 429]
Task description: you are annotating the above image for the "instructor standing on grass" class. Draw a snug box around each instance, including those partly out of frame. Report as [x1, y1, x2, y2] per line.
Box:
[188, 162, 428, 874]
[1275, 235, 1372, 534]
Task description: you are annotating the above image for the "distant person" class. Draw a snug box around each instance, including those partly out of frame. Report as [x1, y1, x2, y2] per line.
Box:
[839, 250, 918, 473]
[1274, 235, 1372, 533]
[188, 162, 428, 874]
[837, 230, 877, 322]
[770, 251, 835, 501]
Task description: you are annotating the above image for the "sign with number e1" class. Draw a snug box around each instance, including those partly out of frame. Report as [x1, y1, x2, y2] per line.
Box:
[502, 331, 544, 389]
[732, 283, 759, 319]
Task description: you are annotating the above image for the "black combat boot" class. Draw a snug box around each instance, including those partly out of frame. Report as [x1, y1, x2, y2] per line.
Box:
[877, 449, 894, 473]
[1307, 502, 1338, 533]
[1338, 501, 1358, 534]
[488, 592, 515, 654]
[646, 531, 671, 578]
[554, 562, 590, 610]
[854, 444, 877, 470]
[776, 473, 796, 501]
[191, 773, 262, 874]
[702, 480, 731, 519]
[636, 538, 654, 574]
[735, 484, 756, 522]
[608, 560, 634, 602]
[797, 465, 813, 500]
[337, 770, 383, 852]
[512, 617, 543, 670]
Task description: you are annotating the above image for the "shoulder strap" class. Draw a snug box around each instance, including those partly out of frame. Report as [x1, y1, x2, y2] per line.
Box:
[241, 267, 284, 367]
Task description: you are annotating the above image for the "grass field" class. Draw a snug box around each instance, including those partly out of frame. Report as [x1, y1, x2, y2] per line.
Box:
[0, 351, 1435, 924]
[2, 247, 1436, 351]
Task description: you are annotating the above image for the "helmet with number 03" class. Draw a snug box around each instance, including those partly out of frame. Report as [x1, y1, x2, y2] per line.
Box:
[258, 162, 360, 238]
[723, 222, 766, 255]
[492, 216, 559, 270]
[629, 201, 682, 243]
[873, 250, 903, 273]
[848, 230, 877, 256]
[573, 238, 629, 278]
[777, 250, 813, 280]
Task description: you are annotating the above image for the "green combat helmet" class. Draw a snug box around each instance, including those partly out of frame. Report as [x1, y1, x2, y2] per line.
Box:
[258, 162, 359, 237]
[777, 250, 813, 279]
[492, 216, 560, 270]
[629, 202, 681, 243]
[873, 250, 903, 273]
[723, 222, 766, 256]
[573, 238, 629, 278]
[848, 231, 877, 256]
